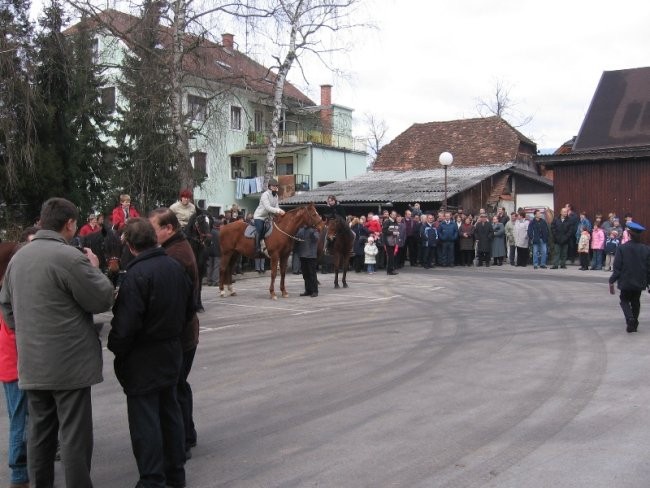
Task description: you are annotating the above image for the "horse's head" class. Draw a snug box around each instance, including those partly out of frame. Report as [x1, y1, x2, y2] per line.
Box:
[302, 203, 324, 230]
[191, 211, 212, 241]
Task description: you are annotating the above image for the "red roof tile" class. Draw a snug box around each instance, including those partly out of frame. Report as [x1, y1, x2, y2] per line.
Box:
[65, 9, 314, 107]
[374, 116, 536, 171]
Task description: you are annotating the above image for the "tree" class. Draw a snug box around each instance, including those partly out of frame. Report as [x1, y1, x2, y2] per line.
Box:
[113, 0, 180, 211]
[475, 79, 533, 128]
[0, 0, 36, 222]
[258, 0, 364, 183]
[364, 112, 387, 169]
[29, 0, 112, 218]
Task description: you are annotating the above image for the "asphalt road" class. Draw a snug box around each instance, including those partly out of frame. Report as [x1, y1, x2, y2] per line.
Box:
[3, 263, 650, 487]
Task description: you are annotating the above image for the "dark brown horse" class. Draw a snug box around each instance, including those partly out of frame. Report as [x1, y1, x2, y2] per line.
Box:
[325, 216, 354, 288]
[219, 204, 322, 299]
[0, 242, 20, 283]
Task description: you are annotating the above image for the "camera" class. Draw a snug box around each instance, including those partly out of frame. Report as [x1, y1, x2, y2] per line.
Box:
[72, 243, 86, 253]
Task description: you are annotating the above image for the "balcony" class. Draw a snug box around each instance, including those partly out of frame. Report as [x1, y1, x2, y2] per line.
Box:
[247, 129, 367, 153]
[234, 173, 310, 200]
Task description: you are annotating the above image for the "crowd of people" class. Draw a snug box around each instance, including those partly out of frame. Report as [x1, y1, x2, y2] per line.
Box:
[1, 191, 649, 487]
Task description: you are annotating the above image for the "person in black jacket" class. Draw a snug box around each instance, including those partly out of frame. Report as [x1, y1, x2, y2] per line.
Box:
[608, 221, 650, 333]
[108, 218, 194, 488]
[296, 224, 320, 297]
[551, 207, 573, 269]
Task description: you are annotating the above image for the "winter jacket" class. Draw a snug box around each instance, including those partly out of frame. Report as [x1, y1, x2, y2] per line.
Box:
[295, 226, 320, 259]
[161, 232, 199, 351]
[0, 313, 17, 382]
[505, 220, 516, 247]
[527, 218, 549, 244]
[591, 228, 605, 250]
[491, 222, 506, 257]
[365, 218, 382, 234]
[364, 243, 378, 264]
[420, 223, 439, 248]
[514, 219, 530, 248]
[474, 221, 494, 253]
[578, 231, 591, 253]
[609, 241, 650, 291]
[170, 200, 196, 229]
[551, 217, 573, 244]
[0, 230, 114, 390]
[383, 218, 399, 247]
[458, 223, 474, 251]
[351, 223, 369, 256]
[108, 247, 193, 395]
[605, 237, 621, 255]
[253, 189, 282, 220]
[438, 220, 458, 242]
[112, 205, 140, 232]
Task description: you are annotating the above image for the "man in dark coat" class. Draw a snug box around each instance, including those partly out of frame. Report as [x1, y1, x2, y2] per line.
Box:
[528, 210, 550, 269]
[296, 224, 320, 297]
[474, 213, 494, 266]
[609, 221, 650, 333]
[149, 208, 200, 458]
[382, 211, 399, 275]
[438, 211, 459, 267]
[108, 218, 193, 488]
[551, 207, 573, 269]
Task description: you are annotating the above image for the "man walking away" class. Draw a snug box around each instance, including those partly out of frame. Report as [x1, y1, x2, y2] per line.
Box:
[0, 197, 114, 488]
[109, 218, 193, 487]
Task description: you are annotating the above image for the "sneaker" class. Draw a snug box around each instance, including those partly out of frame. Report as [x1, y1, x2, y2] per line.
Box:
[534, 266, 538, 269]
[540, 265, 547, 269]
[551, 265, 558, 269]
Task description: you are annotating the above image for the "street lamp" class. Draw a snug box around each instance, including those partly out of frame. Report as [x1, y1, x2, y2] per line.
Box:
[438, 151, 454, 211]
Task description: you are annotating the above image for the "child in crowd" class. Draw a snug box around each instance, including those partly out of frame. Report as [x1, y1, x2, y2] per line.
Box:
[578, 225, 591, 270]
[364, 236, 378, 274]
[590, 221, 605, 270]
[604, 230, 621, 271]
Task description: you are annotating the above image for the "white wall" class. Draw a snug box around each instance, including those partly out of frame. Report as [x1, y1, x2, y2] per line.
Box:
[515, 193, 554, 211]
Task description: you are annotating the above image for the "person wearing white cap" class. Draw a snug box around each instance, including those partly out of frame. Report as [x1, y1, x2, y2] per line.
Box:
[609, 221, 650, 332]
[253, 178, 285, 255]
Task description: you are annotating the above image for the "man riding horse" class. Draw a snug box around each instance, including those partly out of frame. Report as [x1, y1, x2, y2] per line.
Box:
[253, 178, 285, 256]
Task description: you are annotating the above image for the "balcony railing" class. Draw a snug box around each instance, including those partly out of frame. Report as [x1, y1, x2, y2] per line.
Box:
[247, 129, 367, 153]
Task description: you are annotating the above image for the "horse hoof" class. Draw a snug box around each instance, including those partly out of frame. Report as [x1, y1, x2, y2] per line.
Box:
[282, 293, 289, 298]
[220, 291, 225, 297]
[334, 284, 340, 289]
[343, 283, 348, 288]
[230, 292, 237, 297]
[271, 295, 277, 300]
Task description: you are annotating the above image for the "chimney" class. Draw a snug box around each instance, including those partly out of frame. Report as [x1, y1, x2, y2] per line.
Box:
[320, 84, 333, 139]
[222, 33, 234, 50]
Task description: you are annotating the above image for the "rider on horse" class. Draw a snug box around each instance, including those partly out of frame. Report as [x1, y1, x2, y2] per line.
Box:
[323, 195, 351, 254]
[253, 178, 285, 255]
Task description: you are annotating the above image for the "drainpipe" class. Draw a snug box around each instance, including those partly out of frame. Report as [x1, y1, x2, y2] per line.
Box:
[309, 142, 313, 190]
[344, 151, 348, 179]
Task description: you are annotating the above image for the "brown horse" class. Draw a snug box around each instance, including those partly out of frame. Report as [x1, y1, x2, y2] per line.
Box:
[0, 242, 21, 283]
[219, 203, 323, 299]
[325, 216, 354, 288]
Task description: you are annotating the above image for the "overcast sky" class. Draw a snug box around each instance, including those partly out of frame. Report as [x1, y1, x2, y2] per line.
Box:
[31, 0, 650, 151]
[291, 0, 650, 151]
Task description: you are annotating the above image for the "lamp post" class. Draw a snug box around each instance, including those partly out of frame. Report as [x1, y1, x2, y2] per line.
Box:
[438, 151, 454, 211]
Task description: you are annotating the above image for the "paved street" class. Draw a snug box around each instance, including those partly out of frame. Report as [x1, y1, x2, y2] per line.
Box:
[3, 263, 650, 487]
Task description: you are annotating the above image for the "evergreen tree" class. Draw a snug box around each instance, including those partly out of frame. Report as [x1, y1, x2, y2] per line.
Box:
[30, 0, 111, 218]
[114, 0, 179, 212]
[0, 0, 37, 224]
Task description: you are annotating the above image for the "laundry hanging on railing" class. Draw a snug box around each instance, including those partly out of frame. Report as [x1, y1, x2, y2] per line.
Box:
[235, 176, 266, 199]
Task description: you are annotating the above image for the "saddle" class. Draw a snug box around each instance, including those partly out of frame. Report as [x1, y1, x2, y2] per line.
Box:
[244, 220, 273, 239]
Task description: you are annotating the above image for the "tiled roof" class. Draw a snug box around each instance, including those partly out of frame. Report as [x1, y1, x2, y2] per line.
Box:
[281, 164, 551, 205]
[373, 116, 536, 171]
[65, 9, 314, 107]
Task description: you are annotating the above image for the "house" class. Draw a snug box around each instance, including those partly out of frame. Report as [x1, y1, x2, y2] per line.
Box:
[537, 66, 650, 239]
[283, 116, 553, 215]
[68, 9, 367, 216]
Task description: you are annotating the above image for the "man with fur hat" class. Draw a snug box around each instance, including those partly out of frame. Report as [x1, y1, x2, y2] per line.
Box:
[609, 221, 650, 332]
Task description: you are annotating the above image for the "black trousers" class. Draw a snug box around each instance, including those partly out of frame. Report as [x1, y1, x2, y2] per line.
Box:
[127, 386, 186, 488]
[27, 387, 94, 488]
[619, 289, 642, 325]
[516, 246, 529, 267]
[385, 245, 396, 273]
[300, 257, 318, 294]
[178, 347, 197, 450]
[405, 236, 419, 265]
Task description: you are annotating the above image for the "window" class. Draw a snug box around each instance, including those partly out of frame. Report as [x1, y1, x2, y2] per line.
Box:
[192, 152, 207, 178]
[91, 38, 99, 63]
[249, 161, 258, 178]
[230, 156, 243, 179]
[101, 87, 116, 113]
[277, 156, 293, 176]
[254, 110, 263, 132]
[231, 106, 242, 130]
[188, 95, 208, 122]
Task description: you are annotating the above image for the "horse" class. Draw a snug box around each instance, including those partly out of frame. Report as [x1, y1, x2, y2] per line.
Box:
[80, 225, 126, 287]
[0, 241, 21, 283]
[219, 203, 323, 299]
[185, 209, 212, 311]
[325, 216, 355, 288]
